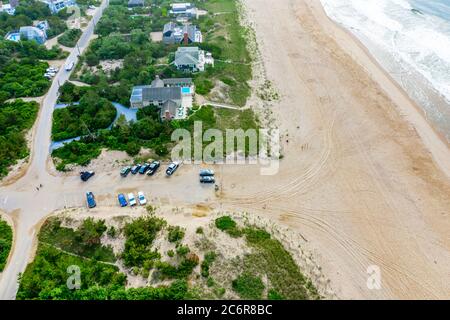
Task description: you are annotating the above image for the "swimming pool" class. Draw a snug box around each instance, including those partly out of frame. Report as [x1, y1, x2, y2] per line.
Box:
[181, 87, 191, 94]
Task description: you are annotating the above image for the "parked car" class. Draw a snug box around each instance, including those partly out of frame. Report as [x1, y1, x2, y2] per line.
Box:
[139, 163, 150, 174]
[44, 73, 54, 79]
[86, 192, 96, 208]
[120, 166, 131, 177]
[137, 191, 147, 205]
[118, 193, 127, 207]
[146, 161, 160, 176]
[65, 61, 74, 71]
[128, 193, 137, 206]
[166, 162, 179, 176]
[200, 176, 215, 184]
[131, 164, 142, 175]
[80, 171, 95, 182]
[199, 169, 215, 176]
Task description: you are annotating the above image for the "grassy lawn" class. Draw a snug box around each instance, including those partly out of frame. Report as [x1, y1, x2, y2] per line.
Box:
[0, 217, 13, 271]
[195, 0, 252, 106]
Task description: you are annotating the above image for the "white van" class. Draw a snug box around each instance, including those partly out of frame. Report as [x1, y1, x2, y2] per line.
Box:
[65, 62, 74, 71]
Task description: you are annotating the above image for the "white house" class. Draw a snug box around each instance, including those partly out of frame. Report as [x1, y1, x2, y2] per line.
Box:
[174, 46, 214, 72]
[39, 0, 76, 13]
[0, 2, 16, 15]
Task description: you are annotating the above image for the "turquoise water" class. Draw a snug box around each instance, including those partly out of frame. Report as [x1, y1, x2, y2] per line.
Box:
[182, 87, 191, 94]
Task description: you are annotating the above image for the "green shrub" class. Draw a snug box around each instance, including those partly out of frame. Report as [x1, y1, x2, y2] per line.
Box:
[167, 226, 185, 243]
[176, 245, 190, 257]
[156, 253, 199, 280]
[215, 216, 236, 231]
[200, 251, 216, 278]
[121, 216, 166, 268]
[215, 216, 242, 237]
[268, 289, 284, 300]
[232, 273, 265, 299]
[0, 217, 13, 271]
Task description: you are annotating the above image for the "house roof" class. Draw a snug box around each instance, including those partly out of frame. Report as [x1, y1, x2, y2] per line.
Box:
[163, 22, 198, 41]
[131, 85, 181, 102]
[163, 78, 193, 85]
[160, 100, 178, 117]
[151, 75, 165, 88]
[175, 47, 200, 65]
[128, 0, 144, 6]
[163, 22, 178, 35]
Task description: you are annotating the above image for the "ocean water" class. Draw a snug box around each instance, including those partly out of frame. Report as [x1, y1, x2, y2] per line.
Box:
[320, 0, 450, 142]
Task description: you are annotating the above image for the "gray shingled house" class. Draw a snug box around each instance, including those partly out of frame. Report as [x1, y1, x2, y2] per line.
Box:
[130, 76, 194, 120]
[162, 22, 202, 44]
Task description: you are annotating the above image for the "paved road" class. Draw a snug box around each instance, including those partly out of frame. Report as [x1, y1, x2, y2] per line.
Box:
[0, 0, 110, 299]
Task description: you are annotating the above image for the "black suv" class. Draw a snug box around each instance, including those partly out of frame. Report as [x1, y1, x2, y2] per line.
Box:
[120, 166, 131, 177]
[80, 171, 95, 181]
[146, 161, 161, 176]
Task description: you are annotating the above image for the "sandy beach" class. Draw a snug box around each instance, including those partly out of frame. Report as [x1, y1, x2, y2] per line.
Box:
[216, 0, 450, 299]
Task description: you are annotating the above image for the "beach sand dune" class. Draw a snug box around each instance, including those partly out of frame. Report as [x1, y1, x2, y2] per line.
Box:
[219, 0, 450, 299]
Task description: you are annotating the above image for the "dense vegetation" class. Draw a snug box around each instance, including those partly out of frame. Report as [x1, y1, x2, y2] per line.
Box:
[17, 215, 192, 300]
[0, 39, 67, 104]
[0, 58, 49, 102]
[121, 216, 165, 269]
[57, 28, 82, 47]
[0, 99, 38, 177]
[0, 217, 13, 271]
[232, 273, 265, 299]
[38, 217, 116, 262]
[17, 241, 189, 300]
[52, 91, 117, 141]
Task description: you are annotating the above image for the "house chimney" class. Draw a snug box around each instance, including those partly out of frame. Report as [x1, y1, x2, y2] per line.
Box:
[183, 32, 189, 45]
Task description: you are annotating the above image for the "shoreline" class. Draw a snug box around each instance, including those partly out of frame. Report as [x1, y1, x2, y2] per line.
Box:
[307, 0, 450, 178]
